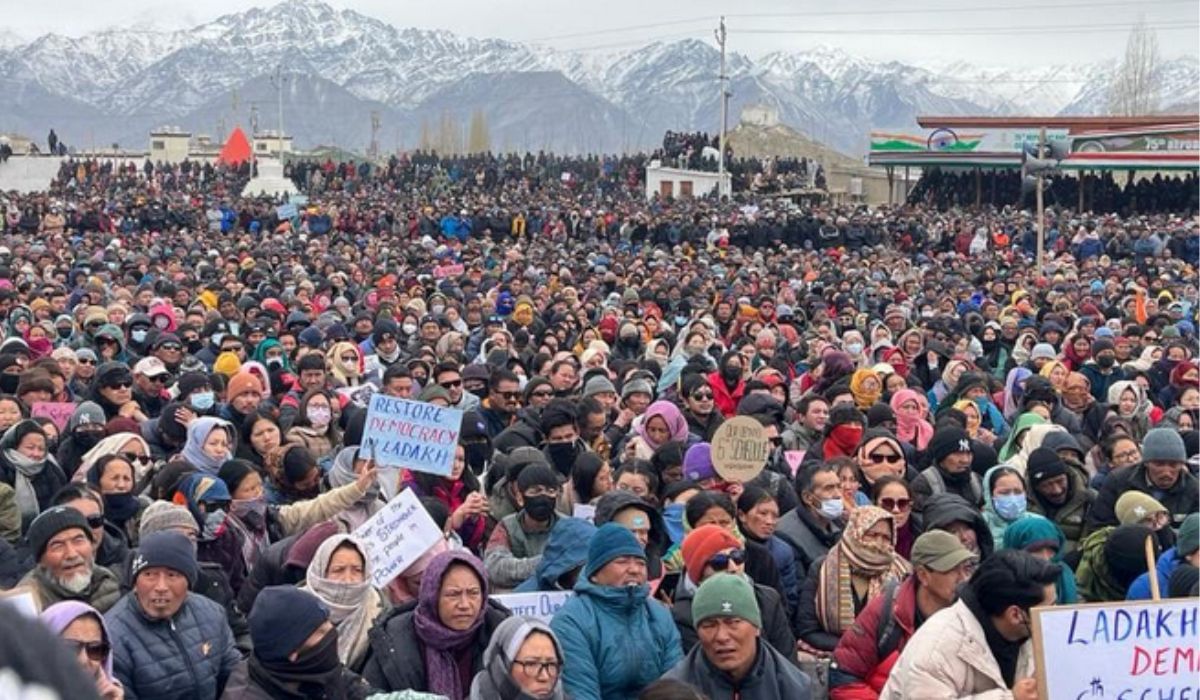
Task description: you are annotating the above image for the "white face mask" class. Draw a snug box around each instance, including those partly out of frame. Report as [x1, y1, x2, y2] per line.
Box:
[819, 497, 845, 520]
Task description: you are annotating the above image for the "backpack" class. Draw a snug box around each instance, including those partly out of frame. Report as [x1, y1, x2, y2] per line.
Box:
[875, 579, 904, 660]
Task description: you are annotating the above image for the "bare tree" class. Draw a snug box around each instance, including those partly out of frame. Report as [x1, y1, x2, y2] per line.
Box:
[1108, 17, 1161, 116]
[467, 109, 491, 154]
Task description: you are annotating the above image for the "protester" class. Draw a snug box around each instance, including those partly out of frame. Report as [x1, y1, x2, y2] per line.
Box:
[661, 573, 812, 699]
[21, 505, 122, 611]
[469, 615, 568, 700]
[40, 600, 125, 700]
[298, 534, 387, 672]
[881, 549, 1059, 700]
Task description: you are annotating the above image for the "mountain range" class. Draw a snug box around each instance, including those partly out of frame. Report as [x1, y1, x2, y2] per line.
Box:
[0, 0, 1196, 156]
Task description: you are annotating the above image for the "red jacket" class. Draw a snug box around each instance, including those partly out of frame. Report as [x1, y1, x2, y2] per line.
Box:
[830, 576, 919, 700]
[706, 371, 744, 419]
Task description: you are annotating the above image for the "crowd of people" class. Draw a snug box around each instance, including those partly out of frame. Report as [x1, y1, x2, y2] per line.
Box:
[0, 144, 1195, 700]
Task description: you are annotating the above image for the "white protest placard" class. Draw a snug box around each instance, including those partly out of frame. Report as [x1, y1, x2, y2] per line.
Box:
[336, 382, 378, 408]
[0, 587, 39, 618]
[276, 203, 298, 220]
[492, 591, 574, 624]
[352, 488, 444, 588]
[1032, 598, 1200, 700]
[572, 504, 596, 523]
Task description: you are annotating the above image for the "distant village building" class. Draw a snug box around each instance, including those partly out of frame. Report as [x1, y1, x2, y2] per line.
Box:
[644, 162, 730, 200]
[253, 130, 294, 156]
[740, 105, 780, 129]
[149, 127, 192, 163]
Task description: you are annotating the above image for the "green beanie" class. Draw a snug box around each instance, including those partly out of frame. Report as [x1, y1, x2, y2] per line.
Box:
[691, 573, 761, 629]
[1177, 513, 1199, 558]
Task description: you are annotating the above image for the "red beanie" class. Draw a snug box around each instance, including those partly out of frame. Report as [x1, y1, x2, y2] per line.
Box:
[682, 524, 741, 585]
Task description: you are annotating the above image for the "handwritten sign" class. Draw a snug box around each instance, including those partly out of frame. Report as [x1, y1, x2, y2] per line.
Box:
[363, 394, 463, 477]
[492, 591, 574, 624]
[352, 488, 444, 588]
[1032, 599, 1200, 700]
[710, 416, 769, 483]
[276, 203, 298, 220]
[433, 263, 465, 279]
[31, 402, 75, 431]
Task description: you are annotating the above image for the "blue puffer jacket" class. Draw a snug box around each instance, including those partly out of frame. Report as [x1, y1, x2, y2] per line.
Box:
[515, 516, 597, 592]
[551, 579, 682, 700]
[105, 592, 241, 700]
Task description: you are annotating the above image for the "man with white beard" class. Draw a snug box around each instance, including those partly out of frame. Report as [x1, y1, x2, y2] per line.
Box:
[19, 505, 122, 612]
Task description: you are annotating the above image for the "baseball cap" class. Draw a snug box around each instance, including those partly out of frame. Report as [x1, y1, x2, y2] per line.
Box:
[133, 356, 170, 378]
[911, 530, 976, 572]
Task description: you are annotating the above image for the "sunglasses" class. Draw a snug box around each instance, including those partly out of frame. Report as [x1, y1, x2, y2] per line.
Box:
[707, 549, 746, 571]
[222, 345, 243, 353]
[67, 639, 110, 663]
[439, 380, 463, 389]
[497, 391, 521, 400]
[159, 344, 182, 351]
[148, 374, 170, 384]
[868, 452, 903, 464]
[85, 514, 105, 529]
[531, 389, 554, 398]
[341, 355, 359, 363]
[879, 497, 912, 512]
[104, 380, 133, 390]
[77, 358, 96, 365]
[120, 452, 151, 464]
[691, 391, 714, 400]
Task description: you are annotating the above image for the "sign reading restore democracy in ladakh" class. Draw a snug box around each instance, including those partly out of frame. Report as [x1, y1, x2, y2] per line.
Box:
[362, 394, 463, 478]
[1031, 598, 1199, 700]
[353, 487, 444, 588]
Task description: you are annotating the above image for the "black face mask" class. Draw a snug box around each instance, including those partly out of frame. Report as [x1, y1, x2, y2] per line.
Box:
[465, 442, 490, 474]
[524, 494, 557, 521]
[546, 442, 578, 478]
[1097, 355, 1115, 369]
[0, 374, 18, 394]
[721, 365, 741, 383]
[103, 493, 140, 524]
[187, 339, 203, 354]
[73, 430, 103, 450]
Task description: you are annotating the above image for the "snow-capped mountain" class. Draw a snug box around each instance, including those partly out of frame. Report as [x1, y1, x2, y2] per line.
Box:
[0, 0, 1195, 156]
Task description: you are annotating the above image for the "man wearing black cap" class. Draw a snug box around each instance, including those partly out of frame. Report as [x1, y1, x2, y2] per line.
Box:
[1026, 446, 1094, 551]
[1079, 337, 1125, 403]
[484, 463, 563, 589]
[223, 585, 373, 699]
[20, 505, 122, 612]
[105, 532, 241, 699]
[911, 427, 983, 509]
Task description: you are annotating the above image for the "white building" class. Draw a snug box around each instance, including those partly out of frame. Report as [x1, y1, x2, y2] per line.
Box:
[149, 127, 192, 164]
[645, 161, 731, 200]
[253, 130, 294, 156]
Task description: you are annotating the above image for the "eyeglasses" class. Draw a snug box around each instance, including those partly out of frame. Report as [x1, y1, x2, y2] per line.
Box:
[497, 391, 521, 400]
[85, 514, 105, 529]
[691, 391, 714, 400]
[222, 345, 243, 353]
[879, 497, 912, 512]
[148, 374, 170, 384]
[707, 549, 746, 571]
[512, 659, 562, 677]
[66, 639, 110, 663]
[120, 452, 152, 465]
[1143, 335, 1158, 342]
[868, 452, 903, 464]
[531, 389, 553, 398]
[159, 343, 182, 351]
[1113, 448, 1141, 464]
[439, 379, 462, 389]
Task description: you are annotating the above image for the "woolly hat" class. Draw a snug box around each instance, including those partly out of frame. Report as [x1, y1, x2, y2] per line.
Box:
[927, 427, 973, 465]
[1114, 491, 1167, 526]
[682, 442, 716, 482]
[584, 523, 645, 580]
[682, 524, 740, 585]
[1092, 338, 1115, 355]
[516, 464, 559, 494]
[692, 573, 761, 629]
[249, 586, 329, 662]
[212, 352, 241, 378]
[582, 375, 617, 398]
[226, 372, 261, 400]
[621, 377, 654, 400]
[1026, 447, 1068, 487]
[1030, 343, 1057, 361]
[217, 460, 258, 496]
[131, 531, 198, 588]
[138, 501, 198, 540]
[26, 506, 91, 560]
[1105, 524, 1157, 588]
[1142, 428, 1186, 463]
[1177, 513, 1200, 558]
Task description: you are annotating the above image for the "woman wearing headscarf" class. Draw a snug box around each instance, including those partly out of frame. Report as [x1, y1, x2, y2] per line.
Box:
[179, 416, 234, 474]
[363, 550, 510, 699]
[1001, 367, 1033, 422]
[848, 368, 882, 411]
[300, 534, 387, 673]
[1002, 514, 1078, 604]
[39, 601, 123, 700]
[1106, 380, 1151, 442]
[285, 388, 341, 462]
[890, 389, 932, 452]
[981, 465, 1037, 545]
[327, 341, 366, 389]
[469, 616, 567, 700]
[0, 419, 67, 533]
[325, 446, 384, 530]
[621, 400, 689, 463]
[76, 432, 154, 489]
[796, 505, 912, 653]
[926, 359, 968, 414]
[1039, 359, 1070, 393]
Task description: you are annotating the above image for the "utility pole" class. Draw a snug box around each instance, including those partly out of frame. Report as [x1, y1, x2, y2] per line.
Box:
[715, 16, 729, 199]
[369, 110, 381, 161]
[269, 66, 288, 158]
[1036, 126, 1046, 275]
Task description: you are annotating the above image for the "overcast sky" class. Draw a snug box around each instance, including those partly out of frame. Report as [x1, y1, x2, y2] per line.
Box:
[5, 0, 1198, 66]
